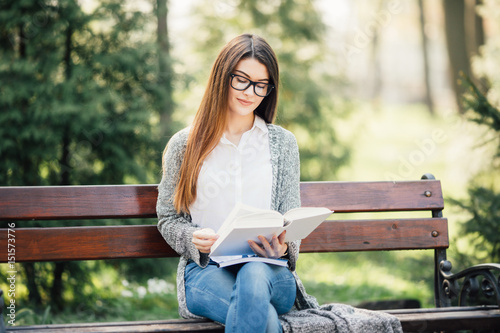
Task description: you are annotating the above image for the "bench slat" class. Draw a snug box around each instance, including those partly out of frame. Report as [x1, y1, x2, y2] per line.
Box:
[5, 318, 224, 332]
[388, 306, 500, 332]
[300, 218, 449, 253]
[0, 185, 158, 221]
[0, 218, 448, 262]
[300, 180, 444, 213]
[0, 180, 443, 221]
[6, 307, 499, 332]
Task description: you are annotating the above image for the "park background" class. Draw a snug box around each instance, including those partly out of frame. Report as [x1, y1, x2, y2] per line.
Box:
[1, 0, 499, 325]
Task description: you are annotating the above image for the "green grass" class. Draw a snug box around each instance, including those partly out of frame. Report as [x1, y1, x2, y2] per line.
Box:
[297, 251, 434, 308]
[8, 278, 181, 326]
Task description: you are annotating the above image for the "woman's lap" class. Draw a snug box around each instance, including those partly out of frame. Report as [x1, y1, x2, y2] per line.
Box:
[184, 260, 296, 329]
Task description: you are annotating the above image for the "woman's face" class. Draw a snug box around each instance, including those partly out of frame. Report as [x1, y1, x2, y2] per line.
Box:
[227, 58, 269, 119]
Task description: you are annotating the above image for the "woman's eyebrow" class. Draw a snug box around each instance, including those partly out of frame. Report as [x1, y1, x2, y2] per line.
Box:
[234, 69, 269, 82]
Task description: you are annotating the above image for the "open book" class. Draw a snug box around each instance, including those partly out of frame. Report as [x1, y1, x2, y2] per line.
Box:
[210, 203, 332, 266]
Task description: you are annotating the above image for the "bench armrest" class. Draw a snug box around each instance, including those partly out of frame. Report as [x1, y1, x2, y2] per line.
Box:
[440, 260, 500, 307]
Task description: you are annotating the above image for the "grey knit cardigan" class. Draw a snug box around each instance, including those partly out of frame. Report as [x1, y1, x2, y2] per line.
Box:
[156, 124, 320, 320]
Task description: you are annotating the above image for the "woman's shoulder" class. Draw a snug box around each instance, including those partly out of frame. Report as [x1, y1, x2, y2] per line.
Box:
[162, 127, 191, 159]
[267, 123, 298, 145]
[166, 127, 190, 148]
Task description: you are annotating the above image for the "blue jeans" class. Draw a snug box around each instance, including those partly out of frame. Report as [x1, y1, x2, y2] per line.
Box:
[185, 260, 297, 333]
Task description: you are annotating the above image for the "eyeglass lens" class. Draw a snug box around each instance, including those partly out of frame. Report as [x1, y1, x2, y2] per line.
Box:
[231, 75, 272, 97]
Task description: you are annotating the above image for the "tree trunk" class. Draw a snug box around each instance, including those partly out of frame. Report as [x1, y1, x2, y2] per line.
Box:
[443, 0, 470, 113]
[465, 0, 484, 57]
[23, 263, 42, 306]
[369, 0, 383, 112]
[465, 0, 486, 88]
[418, 0, 435, 115]
[157, 0, 174, 138]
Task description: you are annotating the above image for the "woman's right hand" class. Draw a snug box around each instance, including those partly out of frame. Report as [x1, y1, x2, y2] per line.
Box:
[192, 228, 219, 253]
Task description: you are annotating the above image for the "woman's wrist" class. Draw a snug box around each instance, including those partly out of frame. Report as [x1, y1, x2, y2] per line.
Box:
[280, 243, 289, 258]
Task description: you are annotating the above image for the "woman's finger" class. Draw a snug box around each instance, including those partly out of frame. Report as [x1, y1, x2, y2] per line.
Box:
[192, 228, 219, 253]
[260, 235, 280, 258]
[248, 240, 266, 257]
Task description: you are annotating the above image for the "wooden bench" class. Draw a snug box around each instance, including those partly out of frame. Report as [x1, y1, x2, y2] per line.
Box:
[0, 174, 499, 332]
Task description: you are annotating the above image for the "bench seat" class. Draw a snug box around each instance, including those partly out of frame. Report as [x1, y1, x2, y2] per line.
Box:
[5, 307, 500, 333]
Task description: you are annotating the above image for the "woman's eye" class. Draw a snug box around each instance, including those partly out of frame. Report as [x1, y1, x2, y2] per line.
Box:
[237, 77, 248, 83]
[256, 83, 267, 89]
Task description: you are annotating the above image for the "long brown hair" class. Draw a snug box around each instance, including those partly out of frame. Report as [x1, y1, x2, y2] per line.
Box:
[172, 34, 279, 214]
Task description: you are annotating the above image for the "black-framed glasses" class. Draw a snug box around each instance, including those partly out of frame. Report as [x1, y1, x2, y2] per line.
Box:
[230, 74, 274, 97]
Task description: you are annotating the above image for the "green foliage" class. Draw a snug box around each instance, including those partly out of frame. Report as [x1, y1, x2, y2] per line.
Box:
[297, 251, 435, 308]
[0, 0, 164, 187]
[454, 0, 500, 262]
[461, 75, 500, 156]
[450, 186, 500, 262]
[0, 0, 178, 315]
[10, 277, 180, 326]
[453, 75, 500, 263]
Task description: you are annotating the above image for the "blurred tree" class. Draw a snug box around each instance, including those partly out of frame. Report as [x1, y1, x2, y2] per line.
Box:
[0, 0, 177, 312]
[369, 0, 383, 111]
[452, 0, 500, 263]
[157, 0, 175, 139]
[453, 76, 500, 262]
[418, 0, 435, 115]
[184, 0, 350, 181]
[443, 0, 485, 113]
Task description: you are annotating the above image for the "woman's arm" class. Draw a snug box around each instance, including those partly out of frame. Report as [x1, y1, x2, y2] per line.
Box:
[156, 129, 211, 268]
[274, 127, 302, 270]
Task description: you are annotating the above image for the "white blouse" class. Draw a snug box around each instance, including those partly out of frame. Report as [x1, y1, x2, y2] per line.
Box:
[190, 116, 272, 231]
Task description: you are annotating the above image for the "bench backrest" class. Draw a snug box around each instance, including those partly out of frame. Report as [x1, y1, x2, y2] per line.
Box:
[0, 178, 448, 263]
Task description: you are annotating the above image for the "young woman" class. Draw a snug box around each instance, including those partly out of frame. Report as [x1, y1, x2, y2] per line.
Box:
[156, 34, 318, 333]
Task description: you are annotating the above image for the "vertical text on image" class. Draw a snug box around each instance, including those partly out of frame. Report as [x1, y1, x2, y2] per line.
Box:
[6, 222, 16, 326]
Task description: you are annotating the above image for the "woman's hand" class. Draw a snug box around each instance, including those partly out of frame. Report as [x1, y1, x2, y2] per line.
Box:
[192, 228, 219, 253]
[248, 230, 288, 259]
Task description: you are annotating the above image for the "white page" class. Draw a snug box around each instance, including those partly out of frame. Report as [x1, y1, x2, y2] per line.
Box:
[283, 208, 332, 242]
[211, 225, 284, 256]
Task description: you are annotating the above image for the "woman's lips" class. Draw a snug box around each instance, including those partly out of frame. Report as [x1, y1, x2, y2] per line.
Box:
[237, 98, 252, 106]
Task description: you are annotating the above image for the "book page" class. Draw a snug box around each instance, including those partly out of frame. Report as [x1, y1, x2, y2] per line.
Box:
[211, 203, 284, 256]
[211, 225, 284, 256]
[216, 202, 258, 233]
[210, 204, 332, 257]
[283, 207, 332, 221]
[231, 212, 283, 228]
[283, 207, 332, 242]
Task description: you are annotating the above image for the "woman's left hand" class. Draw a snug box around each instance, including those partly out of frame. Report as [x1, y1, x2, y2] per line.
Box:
[248, 230, 288, 259]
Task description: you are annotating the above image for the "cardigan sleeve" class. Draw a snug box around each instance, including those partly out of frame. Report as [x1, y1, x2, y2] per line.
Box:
[277, 129, 301, 214]
[156, 129, 210, 268]
[275, 128, 302, 271]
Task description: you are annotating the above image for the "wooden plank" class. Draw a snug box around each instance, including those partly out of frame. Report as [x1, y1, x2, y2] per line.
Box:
[0, 180, 444, 221]
[389, 307, 500, 332]
[6, 308, 499, 332]
[300, 218, 449, 253]
[0, 185, 158, 221]
[5, 318, 224, 332]
[300, 180, 444, 213]
[0, 225, 177, 262]
[0, 218, 448, 262]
